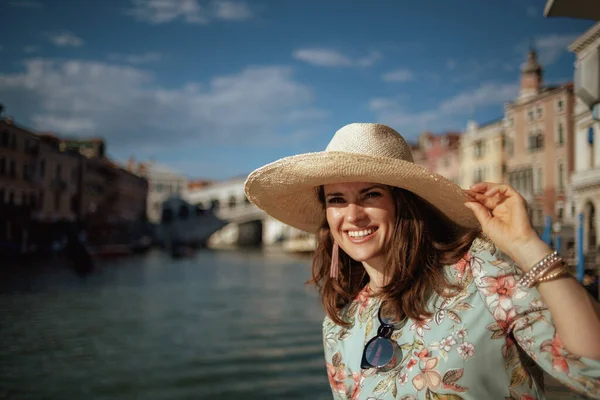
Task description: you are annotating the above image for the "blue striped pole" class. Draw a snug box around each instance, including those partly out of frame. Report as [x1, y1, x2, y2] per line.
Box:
[578, 213, 585, 283]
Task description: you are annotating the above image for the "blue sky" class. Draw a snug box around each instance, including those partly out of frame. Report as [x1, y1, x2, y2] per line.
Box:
[0, 0, 594, 180]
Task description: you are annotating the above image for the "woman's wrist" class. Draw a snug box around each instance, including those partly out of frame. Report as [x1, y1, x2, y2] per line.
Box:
[509, 237, 554, 272]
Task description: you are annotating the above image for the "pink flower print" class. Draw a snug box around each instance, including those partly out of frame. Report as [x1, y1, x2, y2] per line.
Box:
[412, 357, 442, 391]
[481, 275, 526, 311]
[410, 318, 432, 337]
[326, 362, 348, 395]
[350, 371, 363, 400]
[440, 336, 456, 352]
[457, 342, 475, 360]
[398, 372, 409, 386]
[541, 334, 571, 373]
[415, 348, 430, 360]
[455, 328, 468, 339]
[406, 357, 418, 371]
[452, 253, 471, 279]
[493, 304, 519, 327]
[355, 286, 372, 317]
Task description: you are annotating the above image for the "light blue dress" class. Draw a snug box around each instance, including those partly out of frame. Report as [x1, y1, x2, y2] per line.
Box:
[322, 239, 600, 399]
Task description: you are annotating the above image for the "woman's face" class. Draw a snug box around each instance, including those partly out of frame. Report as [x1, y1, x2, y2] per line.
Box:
[324, 182, 396, 270]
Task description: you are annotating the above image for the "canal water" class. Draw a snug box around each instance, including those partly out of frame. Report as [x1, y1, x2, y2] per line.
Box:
[0, 249, 331, 399]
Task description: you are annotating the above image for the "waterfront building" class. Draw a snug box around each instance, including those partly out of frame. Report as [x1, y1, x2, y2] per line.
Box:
[459, 118, 505, 189]
[127, 159, 187, 224]
[567, 22, 600, 258]
[503, 48, 576, 232]
[417, 131, 461, 183]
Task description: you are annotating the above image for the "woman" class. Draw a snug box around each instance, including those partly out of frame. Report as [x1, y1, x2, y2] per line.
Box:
[244, 123, 600, 399]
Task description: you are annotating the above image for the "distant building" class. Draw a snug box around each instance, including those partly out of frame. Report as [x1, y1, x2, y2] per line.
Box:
[504, 48, 576, 229]
[126, 159, 187, 224]
[459, 118, 505, 189]
[418, 131, 461, 183]
[0, 118, 43, 211]
[568, 22, 600, 256]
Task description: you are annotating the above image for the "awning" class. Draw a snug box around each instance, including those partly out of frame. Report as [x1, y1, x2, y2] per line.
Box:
[544, 0, 600, 21]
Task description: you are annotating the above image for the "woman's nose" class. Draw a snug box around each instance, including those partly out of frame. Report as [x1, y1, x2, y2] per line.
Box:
[346, 203, 366, 223]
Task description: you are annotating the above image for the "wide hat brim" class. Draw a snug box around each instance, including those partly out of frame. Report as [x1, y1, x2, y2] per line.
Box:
[244, 151, 480, 233]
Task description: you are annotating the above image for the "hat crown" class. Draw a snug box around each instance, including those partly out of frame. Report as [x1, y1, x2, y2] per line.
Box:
[325, 123, 414, 162]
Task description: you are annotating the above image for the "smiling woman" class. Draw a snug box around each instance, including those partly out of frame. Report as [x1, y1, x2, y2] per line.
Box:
[244, 123, 600, 399]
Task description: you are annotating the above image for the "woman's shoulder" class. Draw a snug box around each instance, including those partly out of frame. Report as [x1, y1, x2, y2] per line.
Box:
[442, 235, 520, 295]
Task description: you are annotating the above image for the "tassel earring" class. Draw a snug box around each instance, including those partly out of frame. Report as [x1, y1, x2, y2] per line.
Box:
[330, 242, 339, 279]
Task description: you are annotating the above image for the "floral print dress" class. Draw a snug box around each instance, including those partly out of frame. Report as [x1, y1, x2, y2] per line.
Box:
[323, 239, 600, 399]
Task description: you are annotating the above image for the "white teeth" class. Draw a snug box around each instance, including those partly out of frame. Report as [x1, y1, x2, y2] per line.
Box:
[348, 229, 374, 238]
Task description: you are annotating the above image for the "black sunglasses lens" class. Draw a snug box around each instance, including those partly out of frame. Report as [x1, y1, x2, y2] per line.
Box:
[364, 337, 394, 368]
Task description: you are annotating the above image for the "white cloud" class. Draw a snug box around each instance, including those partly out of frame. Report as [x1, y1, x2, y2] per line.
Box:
[534, 33, 579, 65]
[212, 0, 253, 20]
[47, 31, 84, 47]
[127, 0, 254, 24]
[108, 52, 163, 64]
[446, 59, 457, 70]
[23, 46, 39, 54]
[369, 82, 518, 136]
[0, 58, 326, 153]
[293, 48, 381, 68]
[382, 68, 414, 83]
[8, 1, 44, 8]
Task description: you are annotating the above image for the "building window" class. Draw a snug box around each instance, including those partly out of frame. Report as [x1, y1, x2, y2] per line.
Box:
[9, 160, 16, 178]
[9, 133, 16, 150]
[0, 157, 5, 175]
[529, 130, 544, 151]
[474, 141, 484, 158]
[536, 107, 543, 119]
[527, 109, 534, 121]
[54, 192, 61, 211]
[558, 206, 564, 221]
[0, 130, 8, 147]
[40, 159, 45, 178]
[0, 188, 4, 204]
[55, 164, 62, 179]
[558, 162, 564, 191]
[557, 123, 564, 145]
[507, 138, 514, 156]
[8, 191, 14, 205]
[536, 168, 543, 193]
[557, 99, 564, 113]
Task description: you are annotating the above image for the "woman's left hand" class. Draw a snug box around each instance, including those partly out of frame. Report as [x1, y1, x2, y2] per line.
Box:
[464, 182, 551, 270]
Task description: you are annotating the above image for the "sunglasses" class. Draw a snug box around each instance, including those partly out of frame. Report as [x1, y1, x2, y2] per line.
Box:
[360, 304, 404, 369]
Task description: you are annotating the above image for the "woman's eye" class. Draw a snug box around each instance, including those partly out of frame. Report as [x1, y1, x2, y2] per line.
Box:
[326, 197, 344, 204]
[365, 191, 382, 199]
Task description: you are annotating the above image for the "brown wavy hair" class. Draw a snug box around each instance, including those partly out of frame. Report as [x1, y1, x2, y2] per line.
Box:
[309, 185, 481, 326]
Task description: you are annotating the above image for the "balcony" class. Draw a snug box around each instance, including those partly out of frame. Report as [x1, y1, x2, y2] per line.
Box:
[572, 167, 600, 190]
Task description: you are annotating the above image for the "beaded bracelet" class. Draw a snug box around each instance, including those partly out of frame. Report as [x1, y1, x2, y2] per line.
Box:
[537, 265, 570, 283]
[517, 251, 562, 288]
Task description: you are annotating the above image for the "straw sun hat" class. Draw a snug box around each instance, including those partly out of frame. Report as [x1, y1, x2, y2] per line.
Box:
[244, 123, 480, 233]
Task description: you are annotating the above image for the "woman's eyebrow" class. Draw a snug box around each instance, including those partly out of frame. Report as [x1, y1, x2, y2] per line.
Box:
[325, 185, 385, 198]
